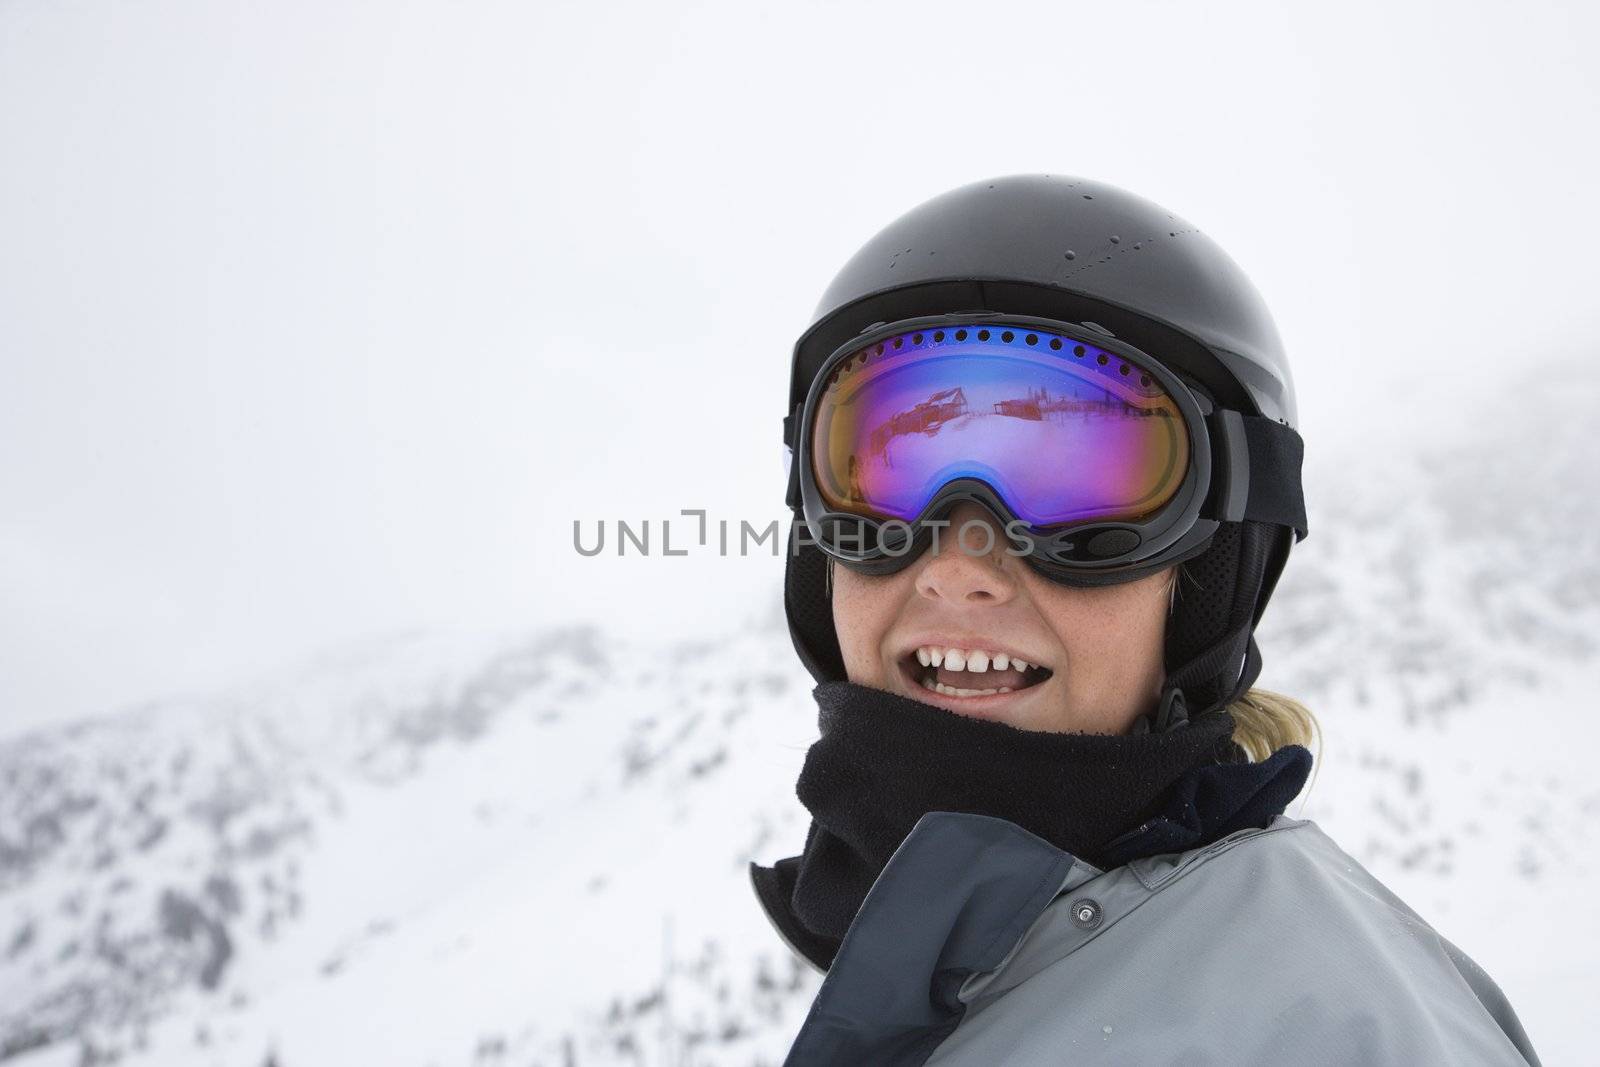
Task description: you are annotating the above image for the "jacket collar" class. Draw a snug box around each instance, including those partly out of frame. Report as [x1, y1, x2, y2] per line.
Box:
[750, 741, 1314, 976]
[762, 811, 1098, 1066]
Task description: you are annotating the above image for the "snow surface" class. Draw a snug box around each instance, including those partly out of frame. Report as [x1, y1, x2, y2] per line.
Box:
[2, 370, 1596, 1066]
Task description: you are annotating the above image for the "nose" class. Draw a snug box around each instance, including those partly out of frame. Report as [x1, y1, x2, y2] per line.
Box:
[913, 502, 1019, 606]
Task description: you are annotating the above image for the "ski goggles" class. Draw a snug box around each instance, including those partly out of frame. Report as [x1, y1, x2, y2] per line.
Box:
[782, 312, 1306, 580]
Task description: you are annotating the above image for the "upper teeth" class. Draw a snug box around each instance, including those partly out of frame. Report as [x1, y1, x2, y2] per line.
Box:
[915, 646, 1033, 673]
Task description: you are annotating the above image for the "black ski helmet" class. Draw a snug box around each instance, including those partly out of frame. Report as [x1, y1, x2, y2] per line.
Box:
[781, 174, 1308, 732]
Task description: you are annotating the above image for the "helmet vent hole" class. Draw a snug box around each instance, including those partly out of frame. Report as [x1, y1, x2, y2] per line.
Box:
[1050, 338, 1063, 351]
[912, 333, 923, 344]
[1097, 354, 1109, 365]
[1001, 330, 1014, 342]
[956, 329, 968, 341]
[934, 331, 945, 342]
[1073, 345, 1086, 357]
[1025, 333, 1038, 345]
[978, 329, 991, 341]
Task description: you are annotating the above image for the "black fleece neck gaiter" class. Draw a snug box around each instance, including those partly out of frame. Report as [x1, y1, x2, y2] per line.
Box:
[751, 679, 1309, 972]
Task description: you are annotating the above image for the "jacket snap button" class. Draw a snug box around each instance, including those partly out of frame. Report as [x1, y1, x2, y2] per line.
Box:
[1070, 898, 1103, 929]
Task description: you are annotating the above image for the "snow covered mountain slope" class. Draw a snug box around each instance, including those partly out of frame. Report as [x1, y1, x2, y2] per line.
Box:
[2, 620, 826, 1066]
[3, 369, 1596, 1066]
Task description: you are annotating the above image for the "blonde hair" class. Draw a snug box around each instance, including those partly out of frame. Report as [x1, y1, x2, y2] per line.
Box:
[1225, 687, 1321, 764]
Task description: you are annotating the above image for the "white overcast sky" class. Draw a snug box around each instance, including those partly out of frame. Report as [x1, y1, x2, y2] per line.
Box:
[3, 0, 1598, 735]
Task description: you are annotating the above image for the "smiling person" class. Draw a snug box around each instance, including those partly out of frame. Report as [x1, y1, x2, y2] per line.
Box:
[750, 176, 1542, 1065]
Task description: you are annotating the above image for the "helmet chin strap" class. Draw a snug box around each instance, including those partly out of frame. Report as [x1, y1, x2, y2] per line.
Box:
[1139, 634, 1261, 736]
[1130, 568, 1190, 735]
[1133, 685, 1191, 736]
[1141, 622, 1263, 737]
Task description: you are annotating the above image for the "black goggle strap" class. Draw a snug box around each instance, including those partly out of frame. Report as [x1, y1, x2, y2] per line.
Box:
[783, 407, 802, 510]
[783, 407, 1308, 542]
[1204, 411, 1308, 542]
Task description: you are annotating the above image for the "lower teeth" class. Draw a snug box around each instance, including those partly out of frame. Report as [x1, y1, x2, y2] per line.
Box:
[922, 677, 1013, 698]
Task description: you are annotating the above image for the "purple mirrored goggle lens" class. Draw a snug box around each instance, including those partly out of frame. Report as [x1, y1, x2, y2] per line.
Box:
[810, 325, 1191, 528]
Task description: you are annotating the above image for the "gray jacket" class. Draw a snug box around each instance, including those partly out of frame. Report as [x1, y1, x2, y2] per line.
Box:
[758, 812, 1542, 1065]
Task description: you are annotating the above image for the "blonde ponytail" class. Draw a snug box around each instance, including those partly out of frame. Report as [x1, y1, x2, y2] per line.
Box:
[1225, 687, 1321, 765]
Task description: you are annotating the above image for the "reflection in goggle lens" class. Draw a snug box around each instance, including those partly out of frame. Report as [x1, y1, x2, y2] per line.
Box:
[811, 327, 1189, 528]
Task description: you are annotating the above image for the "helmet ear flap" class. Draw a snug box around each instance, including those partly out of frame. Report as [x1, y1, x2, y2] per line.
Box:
[1162, 521, 1280, 718]
[785, 527, 848, 684]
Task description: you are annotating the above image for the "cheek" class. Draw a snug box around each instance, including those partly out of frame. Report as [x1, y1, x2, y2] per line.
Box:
[1039, 579, 1172, 677]
[829, 567, 904, 684]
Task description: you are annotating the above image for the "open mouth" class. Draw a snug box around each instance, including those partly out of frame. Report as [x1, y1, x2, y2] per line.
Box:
[900, 644, 1054, 699]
